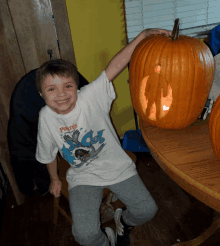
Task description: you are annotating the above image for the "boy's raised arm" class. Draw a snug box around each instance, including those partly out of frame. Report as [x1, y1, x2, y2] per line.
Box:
[105, 29, 171, 82]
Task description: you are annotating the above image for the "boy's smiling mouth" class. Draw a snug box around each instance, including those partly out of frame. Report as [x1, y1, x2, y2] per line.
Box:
[56, 99, 69, 104]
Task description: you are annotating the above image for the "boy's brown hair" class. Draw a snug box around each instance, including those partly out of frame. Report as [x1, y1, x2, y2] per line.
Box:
[36, 59, 80, 94]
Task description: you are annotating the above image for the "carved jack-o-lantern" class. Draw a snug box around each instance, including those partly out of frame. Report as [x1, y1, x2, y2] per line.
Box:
[129, 19, 214, 129]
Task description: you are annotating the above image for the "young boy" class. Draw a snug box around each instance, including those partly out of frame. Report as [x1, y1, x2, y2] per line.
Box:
[35, 28, 171, 246]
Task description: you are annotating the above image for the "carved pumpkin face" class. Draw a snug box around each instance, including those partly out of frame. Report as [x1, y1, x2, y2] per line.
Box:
[129, 34, 214, 129]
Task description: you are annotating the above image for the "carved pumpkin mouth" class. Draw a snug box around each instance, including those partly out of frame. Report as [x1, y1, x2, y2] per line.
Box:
[140, 65, 173, 121]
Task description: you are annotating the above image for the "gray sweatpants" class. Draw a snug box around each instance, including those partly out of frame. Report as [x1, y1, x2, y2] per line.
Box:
[68, 174, 158, 246]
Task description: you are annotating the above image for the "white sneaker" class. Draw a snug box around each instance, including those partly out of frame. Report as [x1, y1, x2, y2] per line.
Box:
[103, 227, 116, 246]
[114, 208, 134, 245]
[114, 208, 124, 240]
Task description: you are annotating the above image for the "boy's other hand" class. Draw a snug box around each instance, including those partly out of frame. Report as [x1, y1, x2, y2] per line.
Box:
[50, 178, 62, 198]
[144, 29, 172, 38]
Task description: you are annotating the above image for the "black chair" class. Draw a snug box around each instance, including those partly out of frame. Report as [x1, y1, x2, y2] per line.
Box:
[7, 68, 89, 197]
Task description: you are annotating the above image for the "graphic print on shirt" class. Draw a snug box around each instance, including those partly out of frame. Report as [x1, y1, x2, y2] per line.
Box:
[61, 129, 106, 168]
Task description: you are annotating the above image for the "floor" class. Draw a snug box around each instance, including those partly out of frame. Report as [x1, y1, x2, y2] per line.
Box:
[1, 152, 220, 246]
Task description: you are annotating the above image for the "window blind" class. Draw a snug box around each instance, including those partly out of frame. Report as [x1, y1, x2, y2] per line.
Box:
[124, 0, 220, 43]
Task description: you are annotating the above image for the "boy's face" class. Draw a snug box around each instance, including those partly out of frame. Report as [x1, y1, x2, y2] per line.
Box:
[40, 75, 78, 115]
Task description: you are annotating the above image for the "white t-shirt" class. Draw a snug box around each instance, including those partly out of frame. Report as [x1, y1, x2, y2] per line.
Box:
[36, 71, 138, 190]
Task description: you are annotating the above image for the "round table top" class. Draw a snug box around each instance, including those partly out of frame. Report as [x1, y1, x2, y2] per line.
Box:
[140, 116, 220, 212]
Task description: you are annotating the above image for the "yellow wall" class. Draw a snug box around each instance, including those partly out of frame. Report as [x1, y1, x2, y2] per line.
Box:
[65, 0, 136, 138]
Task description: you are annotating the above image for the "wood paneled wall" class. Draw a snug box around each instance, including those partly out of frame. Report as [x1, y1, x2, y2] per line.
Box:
[0, 0, 77, 205]
[51, 0, 77, 67]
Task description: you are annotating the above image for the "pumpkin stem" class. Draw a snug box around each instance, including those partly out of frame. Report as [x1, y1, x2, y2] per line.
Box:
[171, 18, 179, 40]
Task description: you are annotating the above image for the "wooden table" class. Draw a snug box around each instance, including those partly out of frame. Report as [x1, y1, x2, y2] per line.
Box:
[140, 116, 220, 245]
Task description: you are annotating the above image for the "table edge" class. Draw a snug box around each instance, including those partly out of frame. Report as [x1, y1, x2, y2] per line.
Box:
[140, 119, 220, 212]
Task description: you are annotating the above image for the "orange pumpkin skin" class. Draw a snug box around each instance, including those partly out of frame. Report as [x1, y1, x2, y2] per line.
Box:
[209, 96, 220, 159]
[129, 34, 214, 129]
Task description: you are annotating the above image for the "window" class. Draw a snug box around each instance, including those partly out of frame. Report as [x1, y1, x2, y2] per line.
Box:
[124, 0, 220, 42]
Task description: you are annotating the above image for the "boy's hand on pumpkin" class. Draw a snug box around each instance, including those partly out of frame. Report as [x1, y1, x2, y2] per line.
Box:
[144, 29, 172, 38]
